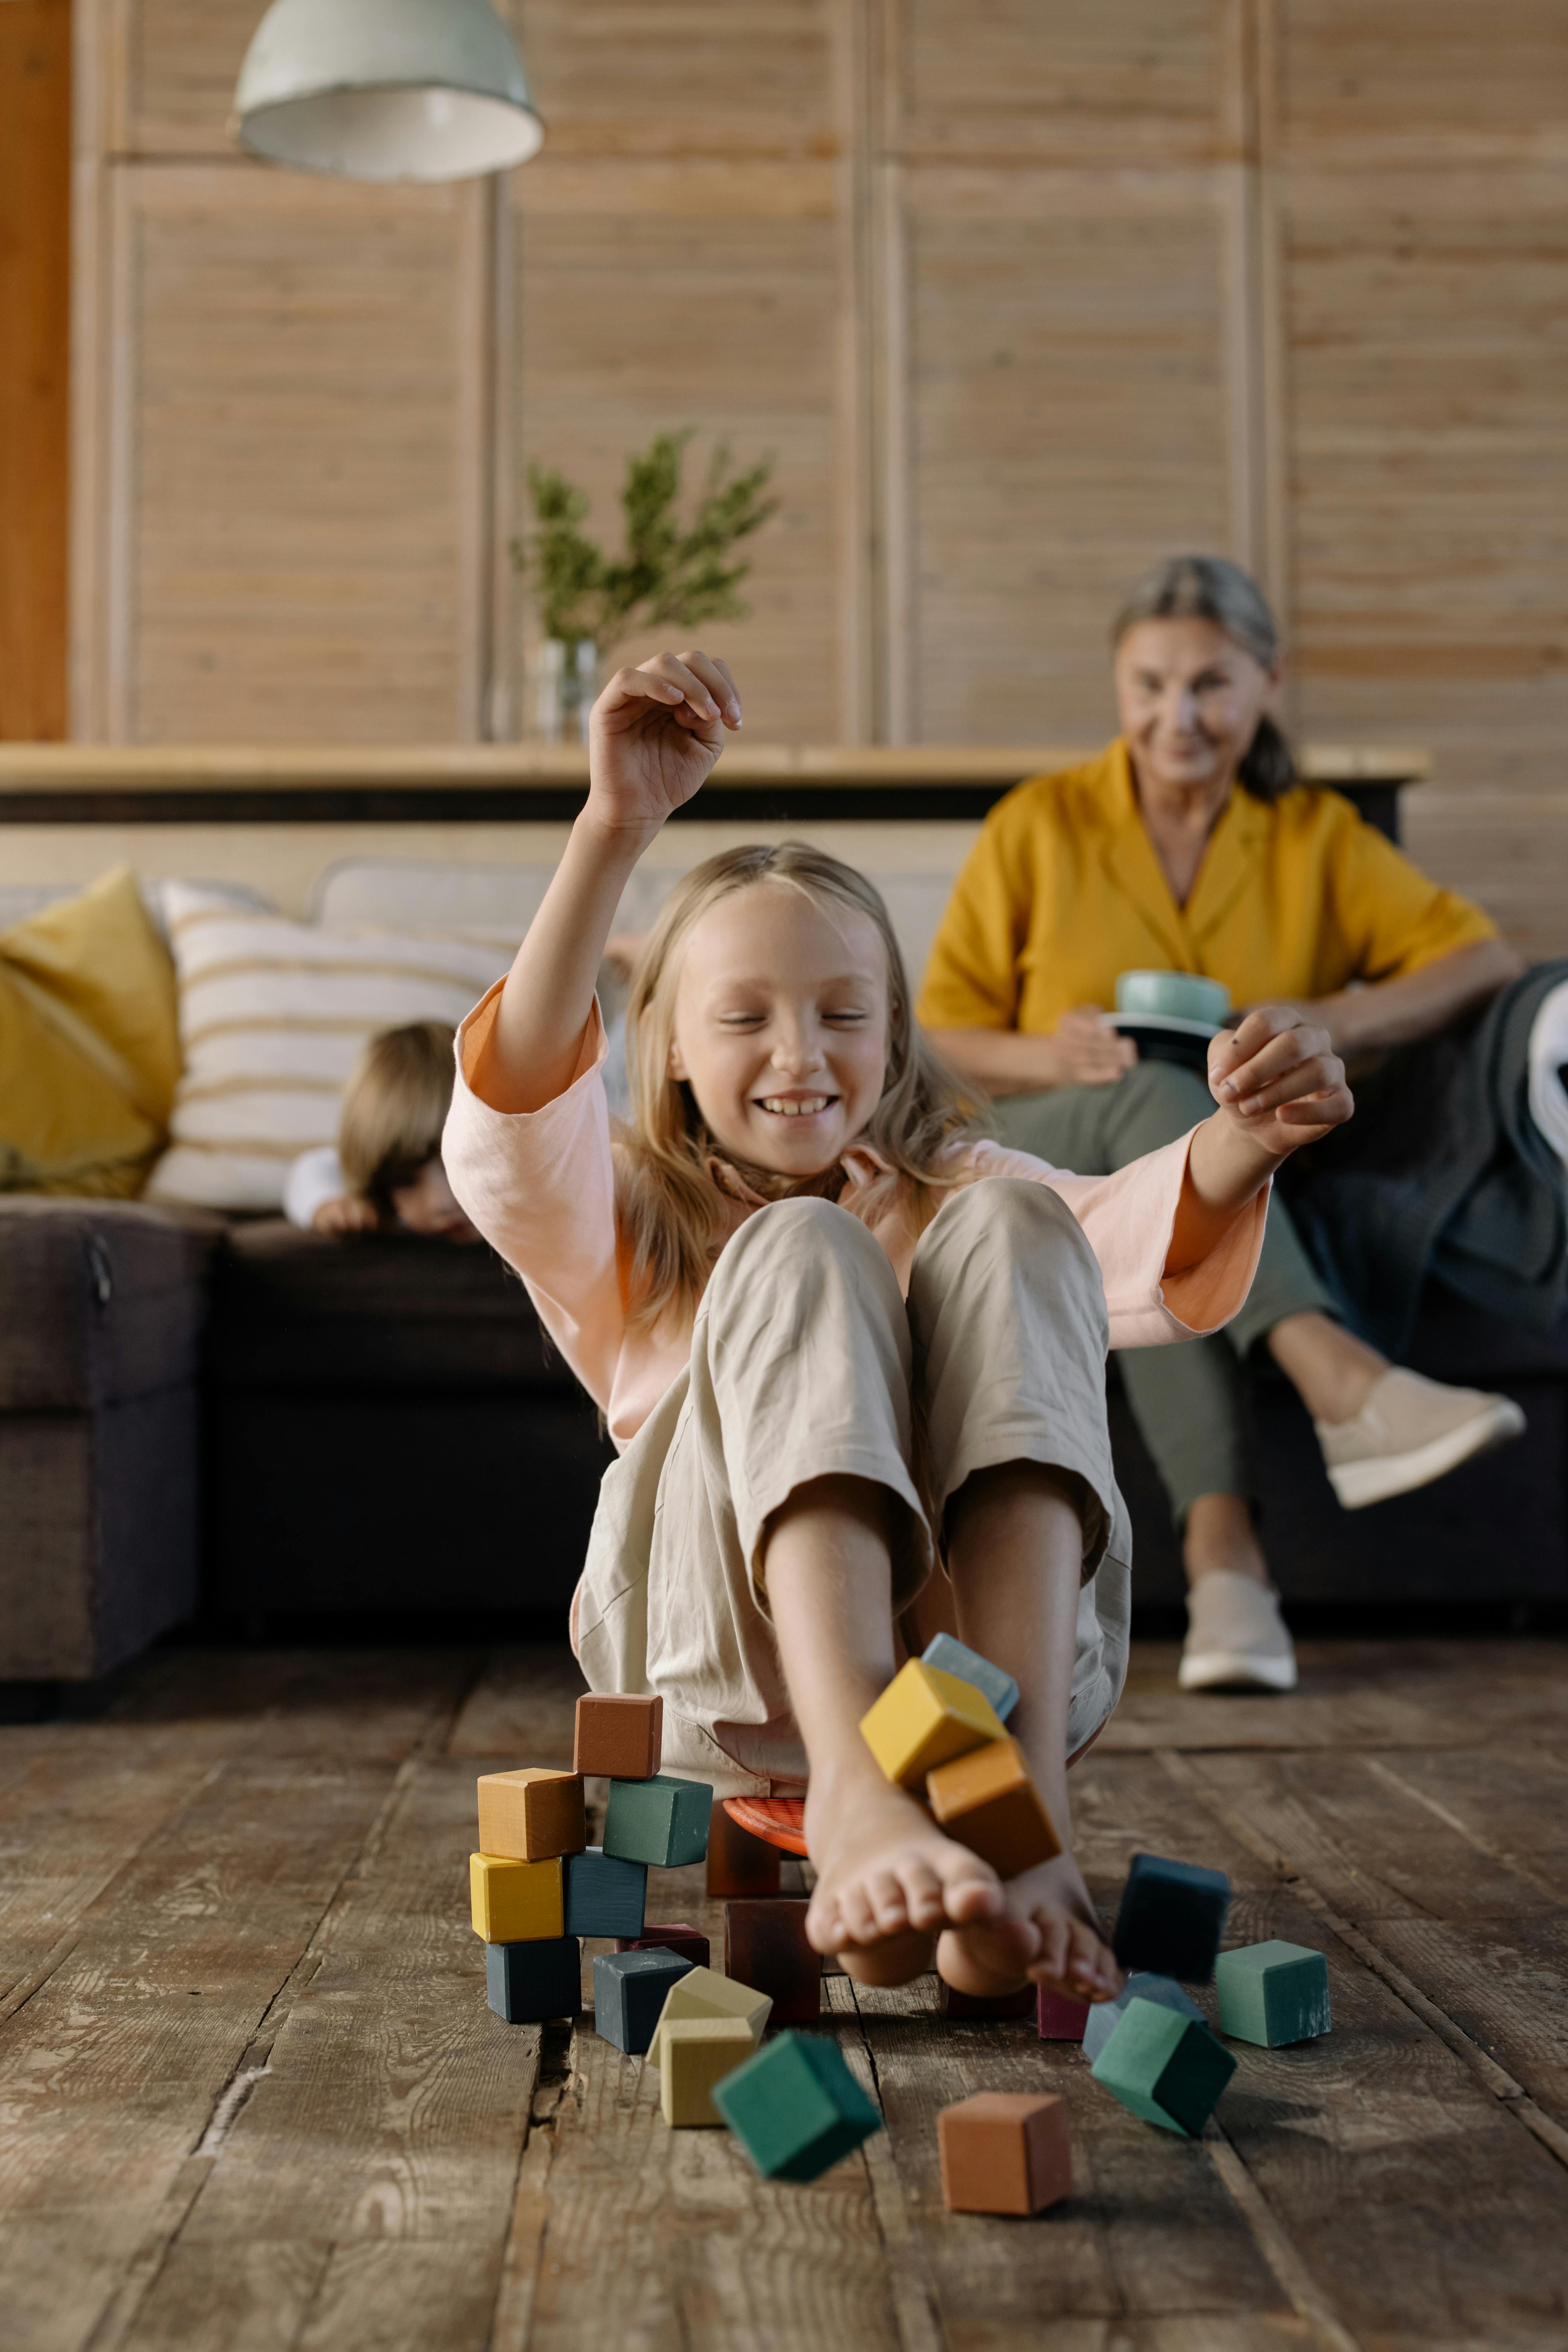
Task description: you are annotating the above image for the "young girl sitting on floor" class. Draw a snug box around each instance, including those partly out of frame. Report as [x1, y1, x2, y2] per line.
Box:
[443, 651, 1352, 2005]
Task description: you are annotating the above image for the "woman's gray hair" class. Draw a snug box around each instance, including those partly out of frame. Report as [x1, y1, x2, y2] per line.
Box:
[1112, 554, 1295, 803]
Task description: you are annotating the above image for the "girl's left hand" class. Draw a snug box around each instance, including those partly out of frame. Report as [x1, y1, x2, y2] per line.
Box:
[1207, 1006, 1353, 1155]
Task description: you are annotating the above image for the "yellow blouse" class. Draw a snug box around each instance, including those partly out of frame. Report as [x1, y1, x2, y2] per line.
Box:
[916, 738, 1496, 1035]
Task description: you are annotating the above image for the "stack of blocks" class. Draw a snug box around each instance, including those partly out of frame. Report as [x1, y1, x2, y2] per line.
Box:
[471, 1767, 587, 2024]
[858, 1636, 1061, 1881]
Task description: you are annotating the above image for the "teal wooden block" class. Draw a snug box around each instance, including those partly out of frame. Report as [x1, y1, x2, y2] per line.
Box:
[1091, 1996, 1236, 2137]
[602, 1774, 713, 1868]
[564, 1845, 647, 1939]
[920, 1633, 1019, 1724]
[711, 2030, 883, 2181]
[1216, 1940, 1331, 2046]
[1081, 1971, 1202, 2064]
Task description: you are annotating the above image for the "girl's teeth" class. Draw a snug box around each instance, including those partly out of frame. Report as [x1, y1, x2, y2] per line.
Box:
[762, 1096, 829, 1116]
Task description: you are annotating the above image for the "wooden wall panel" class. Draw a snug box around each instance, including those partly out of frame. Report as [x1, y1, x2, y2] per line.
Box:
[116, 0, 259, 155]
[0, 0, 72, 740]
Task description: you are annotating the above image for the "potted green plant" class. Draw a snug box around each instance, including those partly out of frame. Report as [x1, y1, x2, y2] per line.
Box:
[513, 429, 777, 741]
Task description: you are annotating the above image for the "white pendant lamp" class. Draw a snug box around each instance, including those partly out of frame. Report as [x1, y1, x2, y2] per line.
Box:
[233, 0, 543, 183]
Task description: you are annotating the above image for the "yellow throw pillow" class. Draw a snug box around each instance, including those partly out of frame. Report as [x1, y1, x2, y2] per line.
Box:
[0, 869, 180, 1198]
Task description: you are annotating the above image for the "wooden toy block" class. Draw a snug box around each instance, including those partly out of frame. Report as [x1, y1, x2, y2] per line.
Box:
[1082, 1971, 1201, 2063]
[614, 1923, 710, 1971]
[925, 1737, 1062, 1876]
[943, 1981, 1037, 2021]
[646, 1964, 772, 2067]
[574, 1692, 663, 1780]
[592, 1948, 694, 2055]
[485, 1936, 581, 2023]
[712, 2030, 883, 2180]
[1090, 1996, 1237, 2137]
[937, 2091, 1071, 2215]
[724, 1899, 821, 2027]
[476, 1768, 587, 1862]
[706, 1800, 782, 1898]
[859, 1660, 1006, 1790]
[1112, 1852, 1231, 1983]
[659, 2016, 757, 2126]
[602, 1773, 713, 1868]
[920, 1632, 1019, 1724]
[469, 1852, 564, 1943]
[1036, 1987, 1092, 2039]
[563, 1844, 647, 1939]
[1215, 1940, 1331, 2047]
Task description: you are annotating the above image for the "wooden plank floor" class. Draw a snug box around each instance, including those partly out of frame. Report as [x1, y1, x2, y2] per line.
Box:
[5, 1639, 1568, 2352]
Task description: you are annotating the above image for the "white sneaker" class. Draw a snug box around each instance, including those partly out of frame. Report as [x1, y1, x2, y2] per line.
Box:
[1315, 1366, 1526, 1511]
[1179, 1569, 1298, 1694]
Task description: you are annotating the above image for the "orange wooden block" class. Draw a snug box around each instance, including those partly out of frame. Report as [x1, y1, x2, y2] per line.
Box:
[476, 1768, 587, 1862]
[938, 2091, 1072, 2215]
[926, 1737, 1061, 1876]
[706, 1801, 781, 1898]
[574, 1693, 663, 1780]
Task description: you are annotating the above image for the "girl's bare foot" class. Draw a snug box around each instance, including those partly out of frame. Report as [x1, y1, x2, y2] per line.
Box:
[937, 1851, 1123, 2005]
[804, 1764, 1005, 1987]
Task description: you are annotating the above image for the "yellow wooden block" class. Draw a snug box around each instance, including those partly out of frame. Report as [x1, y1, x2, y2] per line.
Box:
[858, 1660, 1005, 1789]
[469, 1851, 564, 1943]
[659, 2017, 757, 2126]
[645, 1965, 772, 2066]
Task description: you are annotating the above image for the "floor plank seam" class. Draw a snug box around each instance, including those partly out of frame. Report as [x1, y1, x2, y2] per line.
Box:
[1205, 2125, 1365, 2352]
[1362, 1754, 1566, 1903]
[826, 1975, 949, 2352]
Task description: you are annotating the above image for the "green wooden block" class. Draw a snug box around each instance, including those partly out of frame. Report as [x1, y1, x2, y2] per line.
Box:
[1091, 1996, 1237, 2137]
[1215, 1940, 1331, 2046]
[711, 2030, 883, 2182]
[602, 1774, 713, 1868]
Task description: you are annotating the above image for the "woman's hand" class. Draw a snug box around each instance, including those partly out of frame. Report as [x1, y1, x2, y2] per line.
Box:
[586, 649, 742, 844]
[1052, 1006, 1138, 1087]
[1208, 1006, 1353, 1156]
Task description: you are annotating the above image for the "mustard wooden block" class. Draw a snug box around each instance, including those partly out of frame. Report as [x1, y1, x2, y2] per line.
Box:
[659, 2017, 757, 2127]
[859, 1660, 1005, 1789]
[645, 1964, 772, 2066]
[926, 1737, 1062, 1876]
[476, 1768, 587, 1863]
[469, 1852, 564, 1943]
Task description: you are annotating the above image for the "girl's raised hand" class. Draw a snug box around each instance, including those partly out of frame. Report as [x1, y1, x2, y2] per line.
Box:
[1207, 1005, 1353, 1155]
[586, 649, 742, 841]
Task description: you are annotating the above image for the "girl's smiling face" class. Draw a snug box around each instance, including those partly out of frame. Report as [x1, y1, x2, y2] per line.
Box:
[668, 882, 891, 1177]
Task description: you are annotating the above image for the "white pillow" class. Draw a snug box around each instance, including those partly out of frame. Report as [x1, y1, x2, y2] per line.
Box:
[145, 883, 507, 1212]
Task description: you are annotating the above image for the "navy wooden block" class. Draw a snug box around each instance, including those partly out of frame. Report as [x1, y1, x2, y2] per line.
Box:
[564, 1845, 648, 1939]
[486, 1936, 581, 2024]
[602, 1774, 713, 1867]
[1082, 1971, 1203, 2064]
[614, 1923, 710, 1972]
[593, 1948, 694, 2055]
[1112, 1852, 1231, 1982]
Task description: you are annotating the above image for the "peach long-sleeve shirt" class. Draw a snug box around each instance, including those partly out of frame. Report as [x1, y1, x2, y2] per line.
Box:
[444, 982, 1269, 1452]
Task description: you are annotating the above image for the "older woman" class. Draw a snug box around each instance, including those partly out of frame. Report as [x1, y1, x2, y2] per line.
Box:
[919, 555, 1528, 1696]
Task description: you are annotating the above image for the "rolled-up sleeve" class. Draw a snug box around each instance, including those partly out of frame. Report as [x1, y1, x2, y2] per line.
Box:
[442, 983, 625, 1414]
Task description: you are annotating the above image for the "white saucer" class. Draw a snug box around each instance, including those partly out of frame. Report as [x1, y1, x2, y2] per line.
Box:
[1106, 1011, 1223, 1040]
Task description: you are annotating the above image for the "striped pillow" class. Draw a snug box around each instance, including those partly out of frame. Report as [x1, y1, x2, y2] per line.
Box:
[145, 883, 508, 1212]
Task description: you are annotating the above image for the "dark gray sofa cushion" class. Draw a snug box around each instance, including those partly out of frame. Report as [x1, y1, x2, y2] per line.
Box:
[0, 1197, 219, 1411]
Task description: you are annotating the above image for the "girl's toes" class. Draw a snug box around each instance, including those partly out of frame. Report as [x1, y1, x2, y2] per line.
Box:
[869, 1870, 911, 1934]
[936, 1851, 1003, 1922]
[839, 1884, 880, 1945]
[1068, 1922, 1120, 2000]
[899, 1861, 944, 1930]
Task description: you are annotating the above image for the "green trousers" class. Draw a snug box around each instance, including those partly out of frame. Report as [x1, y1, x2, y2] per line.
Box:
[991, 1060, 1335, 1527]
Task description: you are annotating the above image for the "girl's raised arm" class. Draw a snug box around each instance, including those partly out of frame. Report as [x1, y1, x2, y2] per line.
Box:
[470, 650, 742, 1113]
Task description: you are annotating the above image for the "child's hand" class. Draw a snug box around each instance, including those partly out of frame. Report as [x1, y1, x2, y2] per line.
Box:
[313, 1195, 379, 1236]
[586, 650, 742, 843]
[1208, 1005, 1353, 1156]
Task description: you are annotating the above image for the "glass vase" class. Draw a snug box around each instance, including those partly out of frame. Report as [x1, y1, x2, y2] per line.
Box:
[534, 636, 599, 745]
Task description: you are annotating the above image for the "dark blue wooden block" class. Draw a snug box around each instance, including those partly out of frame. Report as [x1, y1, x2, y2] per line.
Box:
[593, 1948, 694, 2055]
[564, 1844, 648, 1939]
[486, 1936, 581, 2024]
[1112, 1852, 1231, 1983]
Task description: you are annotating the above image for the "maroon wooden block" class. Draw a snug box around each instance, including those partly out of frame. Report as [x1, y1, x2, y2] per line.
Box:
[705, 1802, 782, 1898]
[724, 1899, 821, 2026]
[1037, 1986, 1092, 2040]
[938, 2091, 1073, 2216]
[941, 1982, 1036, 2020]
[573, 1693, 663, 1780]
[614, 1923, 711, 1971]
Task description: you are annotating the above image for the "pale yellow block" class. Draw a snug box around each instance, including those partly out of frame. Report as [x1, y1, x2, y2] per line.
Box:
[858, 1660, 1005, 1789]
[469, 1851, 564, 1943]
[659, 2017, 757, 2127]
[645, 1965, 772, 2067]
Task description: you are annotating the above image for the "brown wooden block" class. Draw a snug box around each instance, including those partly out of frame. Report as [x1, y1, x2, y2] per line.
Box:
[938, 2091, 1072, 2216]
[925, 1737, 1062, 1877]
[476, 1768, 587, 1862]
[705, 1801, 782, 1898]
[614, 1924, 710, 1971]
[724, 1900, 821, 2027]
[573, 1694, 662, 1780]
[941, 1981, 1036, 2020]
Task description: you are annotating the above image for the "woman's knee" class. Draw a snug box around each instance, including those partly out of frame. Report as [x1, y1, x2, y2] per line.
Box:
[1109, 1056, 1214, 1145]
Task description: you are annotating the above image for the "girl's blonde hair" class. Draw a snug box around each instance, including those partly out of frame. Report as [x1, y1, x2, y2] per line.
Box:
[616, 842, 973, 1332]
[338, 1020, 455, 1213]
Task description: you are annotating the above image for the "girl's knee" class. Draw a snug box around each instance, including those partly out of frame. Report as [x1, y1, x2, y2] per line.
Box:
[704, 1193, 892, 1317]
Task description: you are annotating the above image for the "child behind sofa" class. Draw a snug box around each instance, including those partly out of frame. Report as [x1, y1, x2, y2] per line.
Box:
[284, 1020, 477, 1240]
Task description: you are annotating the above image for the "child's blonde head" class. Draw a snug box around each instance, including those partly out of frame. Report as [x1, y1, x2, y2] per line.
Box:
[617, 842, 972, 1329]
[338, 1020, 456, 1214]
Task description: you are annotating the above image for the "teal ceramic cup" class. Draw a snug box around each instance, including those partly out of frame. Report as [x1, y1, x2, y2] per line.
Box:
[1115, 970, 1231, 1026]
